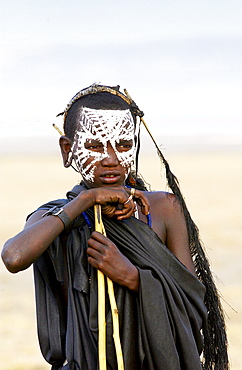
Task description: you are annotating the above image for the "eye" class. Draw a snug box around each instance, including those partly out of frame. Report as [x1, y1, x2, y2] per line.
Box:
[116, 140, 133, 152]
[84, 140, 104, 152]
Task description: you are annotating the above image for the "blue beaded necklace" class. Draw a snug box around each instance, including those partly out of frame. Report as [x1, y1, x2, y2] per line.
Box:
[82, 211, 92, 229]
[81, 185, 152, 229]
[82, 209, 152, 229]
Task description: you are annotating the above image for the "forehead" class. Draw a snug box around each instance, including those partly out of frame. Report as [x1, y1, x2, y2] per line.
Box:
[76, 107, 134, 136]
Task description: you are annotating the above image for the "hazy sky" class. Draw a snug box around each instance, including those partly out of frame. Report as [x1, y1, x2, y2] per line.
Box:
[1, 0, 242, 145]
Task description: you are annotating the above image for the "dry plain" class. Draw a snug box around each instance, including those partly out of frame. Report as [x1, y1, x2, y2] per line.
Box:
[1, 148, 241, 369]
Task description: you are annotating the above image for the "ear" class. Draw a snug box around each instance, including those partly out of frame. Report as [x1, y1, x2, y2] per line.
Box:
[59, 136, 73, 167]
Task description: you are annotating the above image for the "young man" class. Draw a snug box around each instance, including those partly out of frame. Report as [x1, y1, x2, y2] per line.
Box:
[2, 84, 228, 369]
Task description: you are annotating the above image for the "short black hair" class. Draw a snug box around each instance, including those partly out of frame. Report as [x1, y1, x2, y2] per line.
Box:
[64, 92, 134, 142]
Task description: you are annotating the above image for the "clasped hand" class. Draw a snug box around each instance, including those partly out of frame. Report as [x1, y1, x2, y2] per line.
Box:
[91, 186, 150, 221]
[87, 231, 139, 291]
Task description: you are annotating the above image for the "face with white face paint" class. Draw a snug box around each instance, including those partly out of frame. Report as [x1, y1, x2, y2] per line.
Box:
[71, 107, 136, 186]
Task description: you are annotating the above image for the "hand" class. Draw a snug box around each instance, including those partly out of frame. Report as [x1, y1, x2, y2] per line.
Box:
[114, 188, 150, 220]
[87, 231, 139, 291]
[89, 187, 150, 220]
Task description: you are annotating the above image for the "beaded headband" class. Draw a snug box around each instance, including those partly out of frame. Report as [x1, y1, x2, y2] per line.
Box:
[56, 83, 144, 122]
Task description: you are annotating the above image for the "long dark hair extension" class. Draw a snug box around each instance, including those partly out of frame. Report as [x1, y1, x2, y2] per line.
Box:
[155, 148, 228, 370]
[129, 98, 228, 370]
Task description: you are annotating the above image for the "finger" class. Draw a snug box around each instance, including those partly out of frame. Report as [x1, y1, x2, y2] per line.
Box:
[126, 187, 136, 198]
[88, 232, 116, 250]
[87, 255, 99, 269]
[114, 198, 134, 214]
[123, 194, 133, 205]
[101, 204, 117, 218]
[86, 245, 102, 259]
[87, 239, 114, 266]
[90, 230, 113, 244]
[138, 200, 150, 216]
[88, 233, 107, 251]
[87, 254, 107, 271]
[115, 200, 136, 220]
[133, 190, 150, 215]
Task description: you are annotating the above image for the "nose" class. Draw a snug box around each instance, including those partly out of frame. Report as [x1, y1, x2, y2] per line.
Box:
[101, 142, 119, 167]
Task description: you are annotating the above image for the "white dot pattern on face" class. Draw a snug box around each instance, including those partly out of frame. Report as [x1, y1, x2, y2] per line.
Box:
[71, 107, 135, 182]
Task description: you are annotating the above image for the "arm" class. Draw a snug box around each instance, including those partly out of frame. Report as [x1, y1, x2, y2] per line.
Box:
[163, 193, 195, 274]
[2, 187, 149, 274]
[2, 190, 95, 273]
[148, 192, 195, 274]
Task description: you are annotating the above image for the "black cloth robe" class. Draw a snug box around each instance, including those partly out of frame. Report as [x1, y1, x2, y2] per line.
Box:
[32, 185, 207, 370]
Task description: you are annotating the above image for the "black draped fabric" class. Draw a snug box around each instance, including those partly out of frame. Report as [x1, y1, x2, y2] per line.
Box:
[32, 186, 207, 370]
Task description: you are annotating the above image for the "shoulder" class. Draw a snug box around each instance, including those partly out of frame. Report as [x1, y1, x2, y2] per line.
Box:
[145, 191, 181, 218]
[137, 191, 184, 244]
[145, 190, 186, 234]
[145, 191, 195, 274]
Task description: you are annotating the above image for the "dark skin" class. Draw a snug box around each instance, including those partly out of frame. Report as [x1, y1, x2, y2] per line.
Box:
[1, 134, 195, 294]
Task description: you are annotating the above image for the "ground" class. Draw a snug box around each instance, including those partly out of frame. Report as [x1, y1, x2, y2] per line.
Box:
[1, 149, 241, 369]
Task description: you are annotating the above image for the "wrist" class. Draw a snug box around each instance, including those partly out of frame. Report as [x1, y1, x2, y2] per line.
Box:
[126, 266, 140, 292]
[42, 206, 71, 229]
[62, 189, 96, 221]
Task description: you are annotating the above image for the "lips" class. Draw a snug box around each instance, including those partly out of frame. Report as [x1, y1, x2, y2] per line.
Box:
[99, 171, 121, 184]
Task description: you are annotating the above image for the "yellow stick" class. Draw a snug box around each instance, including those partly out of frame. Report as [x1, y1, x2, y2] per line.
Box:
[97, 268, 106, 370]
[94, 205, 107, 370]
[106, 278, 124, 370]
[94, 205, 124, 370]
[52, 123, 64, 136]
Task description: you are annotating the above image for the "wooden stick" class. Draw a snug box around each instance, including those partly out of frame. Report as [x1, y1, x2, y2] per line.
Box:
[106, 278, 124, 370]
[94, 205, 107, 370]
[94, 204, 124, 370]
[52, 123, 64, 136]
